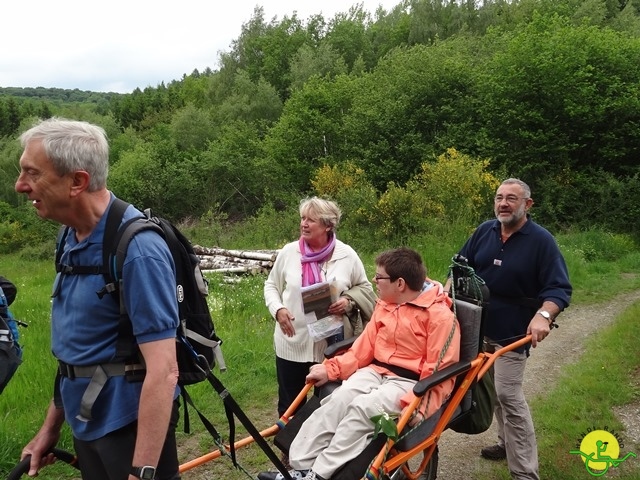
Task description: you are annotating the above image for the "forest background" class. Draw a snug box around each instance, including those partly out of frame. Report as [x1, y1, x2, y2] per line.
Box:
[1, 0, 640, 256]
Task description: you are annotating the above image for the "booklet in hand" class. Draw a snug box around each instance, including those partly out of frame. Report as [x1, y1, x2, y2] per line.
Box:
[300, 281, 343, 341]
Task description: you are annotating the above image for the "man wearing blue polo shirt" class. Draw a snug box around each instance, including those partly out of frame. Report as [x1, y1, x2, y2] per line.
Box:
[457, 178, 571, 480]
[15, 118, 181, 480]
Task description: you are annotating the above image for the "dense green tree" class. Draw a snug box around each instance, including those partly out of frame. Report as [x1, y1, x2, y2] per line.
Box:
[109, 142, 166, 211]
[325, 6, 375, 70]
[341, 38, 480, 188]
[5, 98, 21, 136]
[0, 136, 23, 206]
[199, 120, 278, 217]
[477, 14, 640, 181]
[3, 0, 640, 239]
[263, 74, 358, 191]
[170, 104, 216, 151]
[366, 1, 413, 60]
[224, 7, 310, 100]
[289, 43, 348, 92]
[213, 71, 283, 128]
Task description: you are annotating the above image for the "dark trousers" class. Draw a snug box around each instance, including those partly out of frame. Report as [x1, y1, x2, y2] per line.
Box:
[73, 400, 181, 480]
[276, 356, 316, 417]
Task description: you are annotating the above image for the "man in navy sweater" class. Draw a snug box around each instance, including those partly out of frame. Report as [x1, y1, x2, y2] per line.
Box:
[456, 178, 571, 480]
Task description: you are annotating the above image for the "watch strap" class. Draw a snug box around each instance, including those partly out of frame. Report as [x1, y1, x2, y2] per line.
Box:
[130, 466, 156, 480]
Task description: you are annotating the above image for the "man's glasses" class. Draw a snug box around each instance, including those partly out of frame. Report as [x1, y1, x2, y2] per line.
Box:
[374, 274, 395, 281]
[494, 195, 524, 204]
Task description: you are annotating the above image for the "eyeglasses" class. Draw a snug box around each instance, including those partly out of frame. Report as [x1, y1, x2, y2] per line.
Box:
[373, 274, 396, 281]
[494, 195, 524, 204]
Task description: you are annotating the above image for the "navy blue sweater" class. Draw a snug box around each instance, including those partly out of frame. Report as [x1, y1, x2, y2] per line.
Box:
[459, 217, 572, 348]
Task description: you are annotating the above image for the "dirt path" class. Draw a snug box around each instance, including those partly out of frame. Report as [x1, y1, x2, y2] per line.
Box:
[435, 289, 640, 480]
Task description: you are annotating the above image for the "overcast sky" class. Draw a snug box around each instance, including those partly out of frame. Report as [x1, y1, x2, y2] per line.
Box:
[2, 1, 399, 94]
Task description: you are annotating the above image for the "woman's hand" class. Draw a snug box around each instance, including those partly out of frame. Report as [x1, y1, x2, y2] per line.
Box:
[328, 297, 351, 316]
[276, 308, 296, 337]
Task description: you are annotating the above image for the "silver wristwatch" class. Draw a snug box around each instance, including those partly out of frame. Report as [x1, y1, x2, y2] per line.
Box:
[537, 310, 551, 322]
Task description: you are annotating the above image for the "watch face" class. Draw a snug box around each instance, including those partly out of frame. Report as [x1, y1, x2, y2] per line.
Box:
[134, 466, 156, 480]
[539, 311, 550, 319]
[141, 467, 156, 480]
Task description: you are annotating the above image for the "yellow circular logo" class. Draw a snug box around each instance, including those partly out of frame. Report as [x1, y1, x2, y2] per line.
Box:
[570, 427, 636, 476]
[579, 430, 621, 471]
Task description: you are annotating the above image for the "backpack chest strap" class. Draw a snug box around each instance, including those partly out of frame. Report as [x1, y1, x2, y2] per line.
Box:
[56, 264, 106, 275]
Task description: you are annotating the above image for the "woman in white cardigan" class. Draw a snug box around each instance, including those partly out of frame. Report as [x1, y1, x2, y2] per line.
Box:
[264, 197, 375, 419]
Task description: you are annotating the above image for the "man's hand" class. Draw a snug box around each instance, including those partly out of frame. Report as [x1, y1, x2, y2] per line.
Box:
[306, 364, 329, 386]
[21, 401, 64, 477]
[401, 406, 424, 427]
[527, 315, 551, 348]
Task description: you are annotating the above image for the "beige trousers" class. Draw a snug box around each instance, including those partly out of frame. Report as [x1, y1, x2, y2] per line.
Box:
[289, 367, 415, 479]
[489, 339, 540, 480]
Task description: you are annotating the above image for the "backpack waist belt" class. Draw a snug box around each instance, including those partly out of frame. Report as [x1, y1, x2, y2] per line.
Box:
[371, 359, 420, 381]
[57, 360, 146, 422]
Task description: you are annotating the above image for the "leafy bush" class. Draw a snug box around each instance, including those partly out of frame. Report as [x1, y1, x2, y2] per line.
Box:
[0, 220, 23, 253]
[309, 149, 501, 250]
[558, 229, 638, 263]
[0, 202, 58, 254]
[411, 148, 501, 225]
[220, 199, 301, 250]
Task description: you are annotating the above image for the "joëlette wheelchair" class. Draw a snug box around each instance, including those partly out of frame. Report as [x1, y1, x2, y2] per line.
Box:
[178, 256, 532, 480]
[7, 257, 532, 480]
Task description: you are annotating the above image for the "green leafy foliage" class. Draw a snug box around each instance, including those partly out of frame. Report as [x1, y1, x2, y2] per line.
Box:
[1, 0, 640, 246]
[371, 411, 399, 441]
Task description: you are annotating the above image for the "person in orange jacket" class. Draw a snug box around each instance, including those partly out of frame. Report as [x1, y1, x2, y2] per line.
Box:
[270, 247, 460, 480]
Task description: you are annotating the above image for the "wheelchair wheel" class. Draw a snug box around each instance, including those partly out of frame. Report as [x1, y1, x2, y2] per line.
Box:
[6, 448, 78, 480]
[386, 445, 439, 480]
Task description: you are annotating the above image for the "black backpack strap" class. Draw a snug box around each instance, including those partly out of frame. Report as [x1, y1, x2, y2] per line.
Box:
[109, 213, 164, 358]
[54, 198, 131, 286]
[202, 368, 293, 480]
[97, 198, 134, 299]
[54, 226, 103, 276]
[0, 276, 17, 306]
[180, 386, 225, 446]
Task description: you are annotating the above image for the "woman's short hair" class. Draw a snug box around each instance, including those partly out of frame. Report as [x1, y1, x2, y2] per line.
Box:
[299, 197, 342, 232]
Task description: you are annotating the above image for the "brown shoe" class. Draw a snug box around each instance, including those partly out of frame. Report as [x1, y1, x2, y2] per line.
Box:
[480, 444, 506, 460]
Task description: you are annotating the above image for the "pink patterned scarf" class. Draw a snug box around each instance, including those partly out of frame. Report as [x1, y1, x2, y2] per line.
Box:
[299, 234, 336, 287]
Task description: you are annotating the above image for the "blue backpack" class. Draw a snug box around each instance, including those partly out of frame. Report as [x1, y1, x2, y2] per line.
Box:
[0, 277, 24, 394]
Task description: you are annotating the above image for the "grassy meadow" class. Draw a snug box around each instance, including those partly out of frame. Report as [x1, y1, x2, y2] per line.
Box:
[1, 227, 640, 478]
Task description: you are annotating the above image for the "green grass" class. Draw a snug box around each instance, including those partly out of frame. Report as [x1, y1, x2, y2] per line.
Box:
[534, 301, 640, 479]
[1, 228, 640, 478]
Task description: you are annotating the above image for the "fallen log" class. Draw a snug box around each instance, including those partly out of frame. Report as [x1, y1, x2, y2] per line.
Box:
[196, 246, 280, 277]
[198, 255, 273, 269]
[194, 246, 278, 262]
[201, 266, 263, 275]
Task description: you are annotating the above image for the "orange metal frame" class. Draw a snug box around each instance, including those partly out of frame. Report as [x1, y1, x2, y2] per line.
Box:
[178, 334, 532, 479]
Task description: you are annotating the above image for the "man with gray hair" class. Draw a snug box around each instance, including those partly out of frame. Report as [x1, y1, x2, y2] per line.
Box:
[454, 178, 572, 480]
[15, 117, 181, 480]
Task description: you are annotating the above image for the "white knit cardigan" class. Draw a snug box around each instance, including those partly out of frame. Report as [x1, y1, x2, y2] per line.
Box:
[264, 239, 373, 363]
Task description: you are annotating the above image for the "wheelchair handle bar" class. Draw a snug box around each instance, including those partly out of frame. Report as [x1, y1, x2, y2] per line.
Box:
[7, 448, 78, 480]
